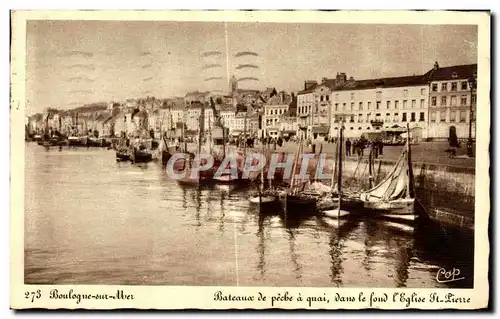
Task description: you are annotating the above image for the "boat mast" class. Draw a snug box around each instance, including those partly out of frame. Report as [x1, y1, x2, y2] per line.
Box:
[243, 109, 248, 156]
[259, 138, 264, 205]
[198, 102, 205, 155]
[337, 118, 344, 215]
[406, 123, 415, 198]
[331, 121, 340, 189]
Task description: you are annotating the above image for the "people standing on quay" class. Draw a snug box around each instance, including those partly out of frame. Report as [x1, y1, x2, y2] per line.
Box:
[346, 138, 352, 156]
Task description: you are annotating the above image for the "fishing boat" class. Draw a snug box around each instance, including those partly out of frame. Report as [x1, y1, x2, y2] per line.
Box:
[358, 123, 416, 222]
[249, 143, 280, 208]
[68, 135, 88, 147]
[316, 119, 365, 219]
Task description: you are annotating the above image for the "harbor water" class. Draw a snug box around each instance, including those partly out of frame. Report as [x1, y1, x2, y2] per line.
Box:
[24, 143, 474, 288]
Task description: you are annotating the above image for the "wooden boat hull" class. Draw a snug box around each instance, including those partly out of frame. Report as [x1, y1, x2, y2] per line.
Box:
[362, 198, 417, 223]
[131, 151, 153, 163]
[116, 151, 130, 162]
[249, 195, 278, 204]
[322, 209, 350, 219]
[282, 195, 317, 214]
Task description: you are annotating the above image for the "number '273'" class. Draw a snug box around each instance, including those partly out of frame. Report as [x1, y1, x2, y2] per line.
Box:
[25, 290, 41, 302]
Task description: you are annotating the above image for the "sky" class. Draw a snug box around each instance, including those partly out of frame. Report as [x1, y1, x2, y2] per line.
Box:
[26, 21, 478, 114]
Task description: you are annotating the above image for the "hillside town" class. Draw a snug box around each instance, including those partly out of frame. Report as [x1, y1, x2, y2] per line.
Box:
[26, 61, 477, 148]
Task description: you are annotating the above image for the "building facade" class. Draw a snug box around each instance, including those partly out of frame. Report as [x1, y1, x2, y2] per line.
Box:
[425, 63, 477, 140]
[263, 95, 289, 138]
[331, 75, 430, 139]
[296, 80, 317, 138]
[185, 104, 214, 132]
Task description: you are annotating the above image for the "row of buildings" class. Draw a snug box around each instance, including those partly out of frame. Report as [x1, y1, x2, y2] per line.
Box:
[296, 62, 477, 140]
[27, 62, 477, 142]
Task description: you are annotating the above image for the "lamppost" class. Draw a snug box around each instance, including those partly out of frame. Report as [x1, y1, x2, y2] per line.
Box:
[467, 74, 477, 157]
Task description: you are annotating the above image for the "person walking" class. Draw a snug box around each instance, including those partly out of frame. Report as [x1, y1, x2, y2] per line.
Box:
[345, 138, 352, 156]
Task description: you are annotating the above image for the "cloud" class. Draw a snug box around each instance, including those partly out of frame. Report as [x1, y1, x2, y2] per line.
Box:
[235, 51, 258, 58]
[202, 51, 222, 57]
[203, 64, 222, 69]
[236, 64, 259, 70]
[237, 77, 259, 82]
[204, 76, 223, 81]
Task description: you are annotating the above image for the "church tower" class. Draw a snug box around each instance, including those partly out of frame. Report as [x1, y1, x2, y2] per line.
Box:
[229, 75, 238, 93]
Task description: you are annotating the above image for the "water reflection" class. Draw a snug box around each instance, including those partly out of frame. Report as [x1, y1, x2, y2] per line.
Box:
[24, 144, 473, 288]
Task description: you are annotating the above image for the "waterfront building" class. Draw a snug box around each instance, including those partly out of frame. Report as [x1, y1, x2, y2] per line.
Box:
[296, 80, 317, 139]
[220, 109, 236, 132]
[331, 73, 430, 140]
[424, 62, 477, 140]
[185, 102, 214, 132]
[263, 94, 291, 138]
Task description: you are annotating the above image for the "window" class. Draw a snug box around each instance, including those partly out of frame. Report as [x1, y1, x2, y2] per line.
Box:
[376, 91, 382, 99]
[450, 111, 456, 122]
[335, 103, 338, 111]
[431, 97, 437, 106]
[441, 96, 447, 106]
[359, 102, 363, 110]
[403, 100, 407, 108]
[387, 101, 391, 109]
[351, 103, 354, 111]
[432, 83, 438, 92]
[419, 112, 425, 122]
[410, 112, 416, 122]
[451, 82, 457, 91]
[461, 95, 467, 106]
[460, 111, 467, 122]
[366, 114, 370, 122]
[430, 111, 436, 122]
[351, 93, 355, 100]
[440, 111, 446, 122]
[421, 88, 426, 95]
[403, 89, 408, 97]
[368, 101, 372, 110]
[395, 100, 399, 109]
[343, 103, 346, 111]
[376, 101, 381, 110]
[461, 81, 468, 90]
[358, 113, 363, 123]
[386, 113, 391, 122]
[358, 127, 362, 130]
[350, 115, 354, 123]
[420, 99, 425, 108]
[452, 72, 458, 79]
[319, 95, 323, 102]
[394, 113, 399, 122]
[441, 83, 447, 92]
[412, 100, 416, 108]
[350, 127, 354, 130]
[402, 112, 407, 122]
[451, 96, 457, 106]
[326, 95, 330, 101]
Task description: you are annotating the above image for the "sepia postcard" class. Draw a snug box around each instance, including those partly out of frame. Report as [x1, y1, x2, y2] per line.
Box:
[10, 10, 490, 310]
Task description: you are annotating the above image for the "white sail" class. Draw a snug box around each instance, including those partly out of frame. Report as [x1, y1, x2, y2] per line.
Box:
[361, 144, 410, 202]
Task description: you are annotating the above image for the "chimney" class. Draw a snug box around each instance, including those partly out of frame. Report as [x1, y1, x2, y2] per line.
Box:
[336, 72, 347, 84]
[322, 77, 328, 84]
[434, 61, 439, 71]
[349, 76, 354, 82]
